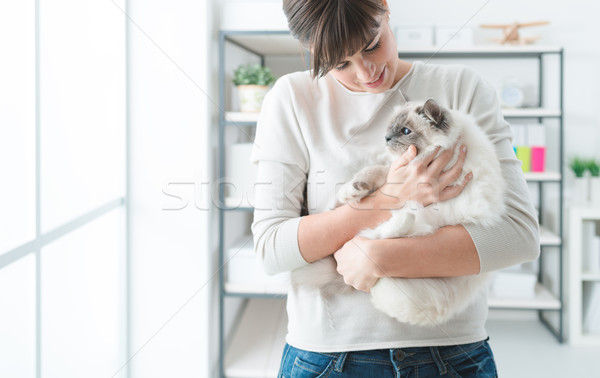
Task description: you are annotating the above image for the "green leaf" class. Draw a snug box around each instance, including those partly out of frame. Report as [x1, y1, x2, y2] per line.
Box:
[232, 64, 276, 86]
[569, 157, 587, 178]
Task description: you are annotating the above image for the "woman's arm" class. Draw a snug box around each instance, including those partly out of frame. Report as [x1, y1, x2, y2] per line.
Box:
[298, 143, 470, 263]
[253, 142, 470, 275]
[333, 225, 479, 291]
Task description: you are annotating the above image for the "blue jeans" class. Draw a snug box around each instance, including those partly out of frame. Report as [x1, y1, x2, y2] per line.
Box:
[278, 338, 497, 378]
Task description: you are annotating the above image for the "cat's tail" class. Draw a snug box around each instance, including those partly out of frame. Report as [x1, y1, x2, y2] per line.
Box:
[370, 274, 491, 326]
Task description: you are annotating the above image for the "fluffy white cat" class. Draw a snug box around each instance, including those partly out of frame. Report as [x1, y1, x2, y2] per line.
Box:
[294, 99, 505, 326]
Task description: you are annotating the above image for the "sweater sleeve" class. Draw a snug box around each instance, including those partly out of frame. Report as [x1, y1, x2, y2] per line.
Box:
[460, 70, 541, 273]
[250, 76, 310, 275]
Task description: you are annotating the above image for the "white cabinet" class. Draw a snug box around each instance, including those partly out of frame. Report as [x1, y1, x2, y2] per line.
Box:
[568, 206, 600, 345]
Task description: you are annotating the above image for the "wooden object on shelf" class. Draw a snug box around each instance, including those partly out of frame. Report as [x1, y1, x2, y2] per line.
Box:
[568, 206, 600, 345]
[479, 21, 550, 45]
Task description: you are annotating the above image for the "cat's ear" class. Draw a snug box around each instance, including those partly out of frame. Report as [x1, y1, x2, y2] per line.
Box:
[421, 99, 447, 130]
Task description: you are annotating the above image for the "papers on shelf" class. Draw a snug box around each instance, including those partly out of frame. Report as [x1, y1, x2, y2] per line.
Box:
[491, 270, 537, 299]
[226, 235, 290, 290]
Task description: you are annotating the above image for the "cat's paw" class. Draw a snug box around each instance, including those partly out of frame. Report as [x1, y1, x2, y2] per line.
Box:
[337, 181, 372, 203]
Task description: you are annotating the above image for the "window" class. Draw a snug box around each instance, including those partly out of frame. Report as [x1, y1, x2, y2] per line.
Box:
[0, 1, 127, 376]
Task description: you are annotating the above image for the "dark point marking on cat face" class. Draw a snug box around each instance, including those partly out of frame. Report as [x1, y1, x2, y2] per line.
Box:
[419, 98, 450, 132]
[385, 99, 453, 157]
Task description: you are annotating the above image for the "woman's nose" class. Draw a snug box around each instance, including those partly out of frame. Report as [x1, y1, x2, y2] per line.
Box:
[355, 57, 376, 82]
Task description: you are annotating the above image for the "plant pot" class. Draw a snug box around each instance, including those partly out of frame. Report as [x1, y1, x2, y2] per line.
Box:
[237, 85, 269, 113]
[574, 177, 589, 204]
[590, 177, 600, 204]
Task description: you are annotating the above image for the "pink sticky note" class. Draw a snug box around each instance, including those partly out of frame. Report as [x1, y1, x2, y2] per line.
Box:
[531, 146, 545, 172]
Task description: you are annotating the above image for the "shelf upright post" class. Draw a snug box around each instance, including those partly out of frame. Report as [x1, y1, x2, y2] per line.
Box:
[558, 48, 565, 342]
[218, 30, 226, 378]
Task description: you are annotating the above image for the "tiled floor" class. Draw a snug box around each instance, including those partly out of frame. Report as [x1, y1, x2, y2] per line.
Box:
[486, 318, 598, 377]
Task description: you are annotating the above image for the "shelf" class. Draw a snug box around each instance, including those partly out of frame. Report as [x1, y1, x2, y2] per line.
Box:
[224, 31, 302, 56]
[573, 333, 600, 346]
[224, 112, 260, 126]
[225, 298, 287, 378]
[582, 272, 600, 282]
[224, 196, 254, 210]
[225, 282, 288, 297]
[223, 33, 562, 58]
[488, 282, 561, 310]
[502, 108, 561, 118]
[540, 227, 562, 246]
[224, 280, 562, 311]
[524, 171, 561, 182]
[225, 109, 562, 125]
[397, 45, 562, 58]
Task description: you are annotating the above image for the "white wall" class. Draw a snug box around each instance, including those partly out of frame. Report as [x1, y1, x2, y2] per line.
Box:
[128, 0, 216, 377]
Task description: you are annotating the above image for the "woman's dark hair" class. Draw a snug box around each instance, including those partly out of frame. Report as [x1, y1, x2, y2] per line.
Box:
[283, 0, 387, 78]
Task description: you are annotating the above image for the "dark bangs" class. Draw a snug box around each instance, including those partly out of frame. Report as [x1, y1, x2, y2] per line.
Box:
[284, 0, 387, 78]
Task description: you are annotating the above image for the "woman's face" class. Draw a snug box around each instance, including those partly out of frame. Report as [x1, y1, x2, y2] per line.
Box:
[328, 14, 401, 93]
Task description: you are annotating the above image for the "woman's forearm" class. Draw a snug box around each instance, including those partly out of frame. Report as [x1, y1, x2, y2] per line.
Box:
[370, 225, 480, 278]
[297, 192, 394, 263]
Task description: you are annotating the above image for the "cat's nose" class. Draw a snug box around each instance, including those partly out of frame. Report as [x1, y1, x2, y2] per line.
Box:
[385, 134, 393, 143]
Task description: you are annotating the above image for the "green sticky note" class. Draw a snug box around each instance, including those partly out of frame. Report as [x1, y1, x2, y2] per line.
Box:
[516, 146, 531, 172]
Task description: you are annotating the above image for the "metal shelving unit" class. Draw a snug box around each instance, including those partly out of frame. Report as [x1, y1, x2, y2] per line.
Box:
[218, 31, 565, 377]
[397, 46, 565, 342]
[217, 30, 302, 378]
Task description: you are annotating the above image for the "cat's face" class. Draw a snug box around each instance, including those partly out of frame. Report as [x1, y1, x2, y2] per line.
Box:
[385, 99, 452, 156]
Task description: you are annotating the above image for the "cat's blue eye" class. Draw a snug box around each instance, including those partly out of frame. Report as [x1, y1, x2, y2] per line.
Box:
[401, 127, 412, 135]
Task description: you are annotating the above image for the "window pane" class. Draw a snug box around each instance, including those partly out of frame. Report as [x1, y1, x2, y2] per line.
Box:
[39, 0, 126, 232]
[0, 1, 36, 254]
[0, 254, 36, 378]
[42, 208, 124, 378]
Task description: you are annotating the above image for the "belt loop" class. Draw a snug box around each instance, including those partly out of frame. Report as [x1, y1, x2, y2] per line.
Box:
[334, 352, 348, 373]
[430, 347, 447, 375]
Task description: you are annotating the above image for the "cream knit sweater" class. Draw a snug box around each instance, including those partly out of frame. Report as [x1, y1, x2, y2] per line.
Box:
[251, 61, 539, 352]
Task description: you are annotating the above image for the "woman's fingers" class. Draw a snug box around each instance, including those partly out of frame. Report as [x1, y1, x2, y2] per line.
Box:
[439, 171, 473, 202]
[439, 144, 468, 187]
[427, 140, 461, 173]
[390, 145, 417, 171]
[420, 145, 441, 166]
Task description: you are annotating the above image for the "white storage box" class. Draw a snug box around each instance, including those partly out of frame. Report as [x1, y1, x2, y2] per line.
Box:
[395, 26, 434, 47]
[435, 26, 474, 47]
[491, 270, 537, 298]
[226, 235, 289, 294]
[225, 143, 257, 208]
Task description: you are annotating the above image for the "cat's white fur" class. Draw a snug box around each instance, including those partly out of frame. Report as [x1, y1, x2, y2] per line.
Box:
[294, 99, 505, 326]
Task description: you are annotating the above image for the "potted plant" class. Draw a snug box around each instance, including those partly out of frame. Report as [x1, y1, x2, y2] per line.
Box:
[570, 157, 589, 203]
[232, 64, 276, 113]
[587, 159, 600, 204]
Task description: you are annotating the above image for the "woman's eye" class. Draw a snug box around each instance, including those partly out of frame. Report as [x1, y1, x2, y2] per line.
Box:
[335, 62, 349, 71]
[364, 41, 381, 54]
[400, 127, 412, 135]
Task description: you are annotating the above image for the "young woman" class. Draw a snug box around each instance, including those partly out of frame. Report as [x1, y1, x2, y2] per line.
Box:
[251, 0, 539, 376]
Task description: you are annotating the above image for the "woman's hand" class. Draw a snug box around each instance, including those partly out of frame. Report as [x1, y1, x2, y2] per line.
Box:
[333, 236, 382, 292]
[378, 141, 472, 209]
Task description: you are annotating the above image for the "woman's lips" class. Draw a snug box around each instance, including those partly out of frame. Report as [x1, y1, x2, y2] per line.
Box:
[364, 67, 385, 89]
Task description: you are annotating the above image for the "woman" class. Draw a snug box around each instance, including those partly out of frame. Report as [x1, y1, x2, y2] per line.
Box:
[251, 0, 539, 376]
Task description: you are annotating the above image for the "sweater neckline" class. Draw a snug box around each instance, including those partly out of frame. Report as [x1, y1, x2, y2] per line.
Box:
[328, 61, 418, 96]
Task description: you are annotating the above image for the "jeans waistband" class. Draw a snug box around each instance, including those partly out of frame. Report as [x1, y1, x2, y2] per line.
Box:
[317, 337, 489, 372]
